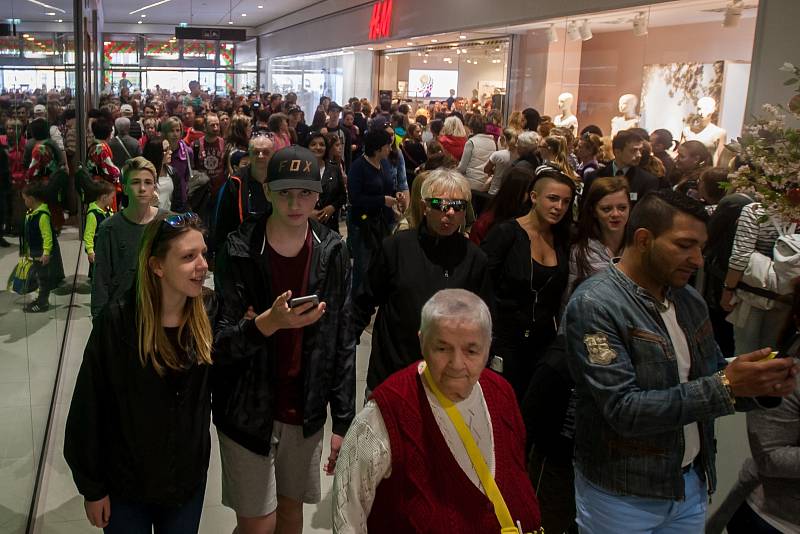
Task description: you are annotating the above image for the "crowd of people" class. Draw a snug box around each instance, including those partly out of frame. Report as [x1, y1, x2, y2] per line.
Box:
[1, 81, 799, 534]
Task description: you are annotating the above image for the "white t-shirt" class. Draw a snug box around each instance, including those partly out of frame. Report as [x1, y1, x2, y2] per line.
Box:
[487, 149, 513, 196]
[660, 300, 701, 467]
[157, 174, 174, 211]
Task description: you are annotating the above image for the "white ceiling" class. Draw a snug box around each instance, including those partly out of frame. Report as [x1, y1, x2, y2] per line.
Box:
[4, 0, 321, 27]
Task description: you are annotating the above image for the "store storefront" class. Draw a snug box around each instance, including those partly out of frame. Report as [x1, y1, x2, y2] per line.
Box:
[260, 0, 780, 143]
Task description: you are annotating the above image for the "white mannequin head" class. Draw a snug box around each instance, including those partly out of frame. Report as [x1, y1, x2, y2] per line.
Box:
[697, 96, 717, 118]
[618, 94, 638, 116]
[558, 92, 574, 113]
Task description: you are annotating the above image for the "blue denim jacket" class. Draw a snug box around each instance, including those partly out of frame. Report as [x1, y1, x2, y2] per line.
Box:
[564, 264, 746, 500]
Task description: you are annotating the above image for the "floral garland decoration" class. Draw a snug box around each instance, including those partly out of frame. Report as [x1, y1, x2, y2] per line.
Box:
[727, 62, 800, 221]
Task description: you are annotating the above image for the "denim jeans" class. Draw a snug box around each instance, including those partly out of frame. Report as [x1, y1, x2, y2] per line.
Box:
[574, 467, 707, 534]
[103, 479, 206, 534]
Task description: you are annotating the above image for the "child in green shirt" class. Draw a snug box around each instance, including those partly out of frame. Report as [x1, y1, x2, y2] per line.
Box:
[84, 181, 115, 278]
[22, 183, 65, 313]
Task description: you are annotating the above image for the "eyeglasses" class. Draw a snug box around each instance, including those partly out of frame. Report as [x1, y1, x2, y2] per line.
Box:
[152, 212, 200, 249]
[425, 198, 468, 213]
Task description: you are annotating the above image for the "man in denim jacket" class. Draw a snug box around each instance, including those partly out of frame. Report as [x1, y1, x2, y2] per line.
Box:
[565, 190, 798, 533]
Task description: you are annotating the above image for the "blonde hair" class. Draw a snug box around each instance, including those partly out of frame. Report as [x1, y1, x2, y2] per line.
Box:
[404, 171, 430, 230]
[135, 214, 213, 377]
[122, 156, 158, 185]
[508, 111, 525, 133]
[160, 116, 182, 136]
[441, 116, 467, 138]
[543, 135, 578, 181]
[421, 168, 472, 202]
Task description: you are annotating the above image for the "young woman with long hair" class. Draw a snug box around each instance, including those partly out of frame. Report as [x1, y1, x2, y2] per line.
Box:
[481, 164, 576, 400]
[223, 114, 253, 177]
[66, 212, 215, 533]
[469, 165, 534, 246]
[568, 176, 630, 295]
[306, 132, 347, 233]
[539, 135, 578, 181]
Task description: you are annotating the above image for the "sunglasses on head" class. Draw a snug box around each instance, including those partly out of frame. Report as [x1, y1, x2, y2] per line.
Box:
[425, 198, 468, 213]
[153, 212, 200, 248]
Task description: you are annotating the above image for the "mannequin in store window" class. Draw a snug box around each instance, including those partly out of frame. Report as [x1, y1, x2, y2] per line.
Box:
[610, 94, 640, 137]
[681, 96, 727, 166]
[553, 92, 578, 135]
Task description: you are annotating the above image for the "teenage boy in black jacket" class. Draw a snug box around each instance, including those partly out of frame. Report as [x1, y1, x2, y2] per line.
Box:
[213, 146, 355, 534]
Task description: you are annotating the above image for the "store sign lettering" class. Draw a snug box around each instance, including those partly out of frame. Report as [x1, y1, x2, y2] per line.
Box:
[368, 0, 393, 41]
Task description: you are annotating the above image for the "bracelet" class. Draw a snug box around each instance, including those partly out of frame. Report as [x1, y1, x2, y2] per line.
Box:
[717, 370, 736, 407]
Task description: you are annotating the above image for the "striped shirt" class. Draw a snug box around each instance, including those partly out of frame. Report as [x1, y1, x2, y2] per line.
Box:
[728, 203, 780, 272]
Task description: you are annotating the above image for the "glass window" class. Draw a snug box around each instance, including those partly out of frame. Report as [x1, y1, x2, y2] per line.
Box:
[144, 37, 179, 60]
[183, 40, 215, 61]
[22, 35, 55, 58]
[219, 43, 236, 67]
[104, 39, 138, 64]
[0, 36, 20, 57]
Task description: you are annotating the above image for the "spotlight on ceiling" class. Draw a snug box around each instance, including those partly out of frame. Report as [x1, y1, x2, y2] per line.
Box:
[632, 11, 648, 36]
[566, 20, 582, 41]
[723, 0, 743, 27]
[546, 23, 558, 44]
[579, 19, 593, 41]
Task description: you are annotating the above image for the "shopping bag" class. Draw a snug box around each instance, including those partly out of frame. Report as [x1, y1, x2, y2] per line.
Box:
[7, 257, 38, 295]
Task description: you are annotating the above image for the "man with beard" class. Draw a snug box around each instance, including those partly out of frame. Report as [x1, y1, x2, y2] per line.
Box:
[564, 190, 799, 533]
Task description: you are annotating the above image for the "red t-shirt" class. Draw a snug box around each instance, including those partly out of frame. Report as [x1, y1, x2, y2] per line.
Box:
[266, 228, 312, 425]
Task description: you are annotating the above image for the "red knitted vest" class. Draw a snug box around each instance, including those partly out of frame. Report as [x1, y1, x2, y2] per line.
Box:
[368, 363, 541, 533]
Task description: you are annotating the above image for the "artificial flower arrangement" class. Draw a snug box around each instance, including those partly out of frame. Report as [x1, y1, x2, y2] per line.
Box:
[726, 63, 800, 222]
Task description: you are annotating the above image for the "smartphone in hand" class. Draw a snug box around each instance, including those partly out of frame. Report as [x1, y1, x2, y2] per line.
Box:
[289, 294, 320, 309]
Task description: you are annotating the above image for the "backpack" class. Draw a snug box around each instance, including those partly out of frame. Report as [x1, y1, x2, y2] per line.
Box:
[772, 219, 800, 295]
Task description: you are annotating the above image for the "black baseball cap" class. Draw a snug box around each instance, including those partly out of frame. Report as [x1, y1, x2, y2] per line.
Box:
[267, 146, 322, 193]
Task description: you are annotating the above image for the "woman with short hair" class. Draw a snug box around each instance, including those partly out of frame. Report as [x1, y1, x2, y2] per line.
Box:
[353, 169, 494, 391]
[161, 117, 194, 212]
[335, 289, 541, 533]
[66, 212, 214, 533]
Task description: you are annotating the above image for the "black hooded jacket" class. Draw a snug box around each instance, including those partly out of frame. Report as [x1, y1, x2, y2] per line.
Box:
[212, 214, 356, 455]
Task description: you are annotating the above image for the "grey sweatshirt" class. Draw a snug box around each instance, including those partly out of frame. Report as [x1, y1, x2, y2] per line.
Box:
[90, 209, 167, 317]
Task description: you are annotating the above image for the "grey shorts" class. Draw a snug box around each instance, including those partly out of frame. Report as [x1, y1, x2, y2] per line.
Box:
[218, 423, 324, 518]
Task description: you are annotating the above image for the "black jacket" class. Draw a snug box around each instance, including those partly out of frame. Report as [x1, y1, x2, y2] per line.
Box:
[316, 161, 347, 232]
[353, 222, 494, 390]
[64, 291, 216, 506]
[211, 166, 271, 257]
[591, 162, 660, 205]
[212, 215, 356, 455]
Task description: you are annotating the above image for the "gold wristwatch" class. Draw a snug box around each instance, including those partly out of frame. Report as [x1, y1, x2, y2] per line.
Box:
[717, 370, 735, 407]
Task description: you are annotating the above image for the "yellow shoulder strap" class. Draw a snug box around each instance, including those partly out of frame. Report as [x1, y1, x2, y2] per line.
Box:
[421, 363, 522, 534]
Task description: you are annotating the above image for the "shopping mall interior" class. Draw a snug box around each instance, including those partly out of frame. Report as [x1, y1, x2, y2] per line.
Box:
[1, 0, 800, 532]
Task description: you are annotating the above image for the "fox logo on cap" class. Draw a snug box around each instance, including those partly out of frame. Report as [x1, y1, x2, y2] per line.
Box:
[279, 159, 312, 173]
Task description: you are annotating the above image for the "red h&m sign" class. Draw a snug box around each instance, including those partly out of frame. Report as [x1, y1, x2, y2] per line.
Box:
[368, 0, 393, 41]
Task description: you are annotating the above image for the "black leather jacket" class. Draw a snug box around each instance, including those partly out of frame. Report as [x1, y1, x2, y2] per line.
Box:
[212, 214, 356, 455]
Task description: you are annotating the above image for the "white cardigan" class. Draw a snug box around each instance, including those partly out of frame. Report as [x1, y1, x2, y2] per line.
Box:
[457, 133, 497, 191]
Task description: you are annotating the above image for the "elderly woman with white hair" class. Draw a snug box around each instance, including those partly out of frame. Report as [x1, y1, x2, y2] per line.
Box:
[334, 288, 541, 533]
[352, 168, 493, 393]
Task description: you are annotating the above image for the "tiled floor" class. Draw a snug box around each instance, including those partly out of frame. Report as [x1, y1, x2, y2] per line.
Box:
[30, 237, 372, 534]
[0, 225, 83, 534]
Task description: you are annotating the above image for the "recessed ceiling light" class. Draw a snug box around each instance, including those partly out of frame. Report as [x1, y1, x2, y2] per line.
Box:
[257, 4, 263, 7]
[367, 47, 374, 50]
[228, 20, 233, 24]
[141, 14, 146, 17]
[23, 33, 30, 38]
[45, 12, 56, 15]
[431, 38, 438, 43]
[241, 13, 246, 16]
[386, 45, 392, 48]
[407, 41, 413, 45]
[128, 0, 171, 15]
[137, 20, 143, 23]
[423, 59, 427, 63]
[459, 34, 466, 39]
[57, 19, 62, 22]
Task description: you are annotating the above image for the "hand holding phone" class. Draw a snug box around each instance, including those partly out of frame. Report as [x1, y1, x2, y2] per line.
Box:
[254, 291, 325, 337]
